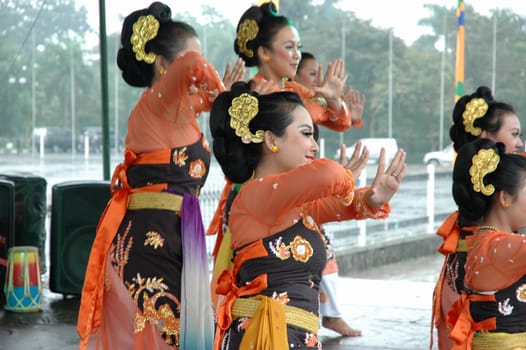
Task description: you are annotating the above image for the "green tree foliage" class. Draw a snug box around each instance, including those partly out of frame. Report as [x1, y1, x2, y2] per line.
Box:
[0, 0, 93, 150]
[1, 0, 525, 162]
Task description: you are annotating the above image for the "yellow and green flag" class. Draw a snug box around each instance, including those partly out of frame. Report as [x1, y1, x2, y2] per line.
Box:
[455, 0, 465, 101]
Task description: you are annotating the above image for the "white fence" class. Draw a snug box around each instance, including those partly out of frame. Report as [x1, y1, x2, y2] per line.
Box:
[0, 153, 455, 257]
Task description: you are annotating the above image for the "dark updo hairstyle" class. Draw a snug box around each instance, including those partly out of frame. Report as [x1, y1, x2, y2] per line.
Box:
[210, 81, 305, 183]
[450, 86, 516, 152]
[116, 1, 198, 87]
[452, 138, 526, 225]
[234, 2, 293, 67]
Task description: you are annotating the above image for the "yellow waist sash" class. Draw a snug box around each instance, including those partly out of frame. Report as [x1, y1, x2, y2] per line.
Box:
[128, 192, 183, 211]
[232, 296, 319, 335]
[473, 331, 526, 350]
[456, 238, 468, 252]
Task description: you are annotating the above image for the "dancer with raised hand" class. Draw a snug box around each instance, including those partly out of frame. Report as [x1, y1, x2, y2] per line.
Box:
[207, 1, 368, 311]
[77, 2, 243, 349]
[210, 81, 406, 349]
[295, 50, 366, 337]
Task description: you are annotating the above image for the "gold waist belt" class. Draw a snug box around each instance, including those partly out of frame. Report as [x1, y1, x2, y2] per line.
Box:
[473, 331, 526, 350]
[232, 297, 319, 335]
[128, 192, 183, 211]
[456, 238, 468, 252]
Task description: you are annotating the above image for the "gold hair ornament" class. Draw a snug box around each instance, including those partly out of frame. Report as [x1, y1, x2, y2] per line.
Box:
[131, 15, 160, 64]
[228, 93, 264, 144]
[236, 19, 258, 58]
[462, 98, 488, 136]
[469, 148, 500, 196]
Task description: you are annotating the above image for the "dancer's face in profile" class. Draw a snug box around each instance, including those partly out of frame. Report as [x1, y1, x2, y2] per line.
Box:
[482, 113, 523, 154]
[271, 105, 318, 172]
[295, 57, 318, 89]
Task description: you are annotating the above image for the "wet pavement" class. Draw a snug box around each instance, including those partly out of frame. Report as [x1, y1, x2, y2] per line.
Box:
[0, 254, 443, 350]
[0, 153, 446, 349]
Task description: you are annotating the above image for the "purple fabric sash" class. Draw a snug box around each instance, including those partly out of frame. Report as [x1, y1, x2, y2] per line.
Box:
[180, 194, 214, 349]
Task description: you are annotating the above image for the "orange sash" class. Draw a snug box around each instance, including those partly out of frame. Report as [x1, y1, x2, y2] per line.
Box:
[447, 292, 496, 350]
[77, 149, 169, 347]
[214, 240, 269, 350]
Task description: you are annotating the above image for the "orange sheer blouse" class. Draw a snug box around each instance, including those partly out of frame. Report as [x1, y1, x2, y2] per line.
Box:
[229, 158, 390, 248]
[465, 231, 526, 292]
[125, 50, 224, 153]
[251, 73, 351, 132]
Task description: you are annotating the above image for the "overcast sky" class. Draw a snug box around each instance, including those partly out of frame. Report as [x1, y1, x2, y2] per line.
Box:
[76, 0, 526, 45]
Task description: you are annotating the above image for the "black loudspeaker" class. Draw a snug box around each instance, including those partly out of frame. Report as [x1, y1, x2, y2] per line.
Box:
[0, 172, 47, 273]
[49, 180, 111, 296]
[0, 179, 15, 306]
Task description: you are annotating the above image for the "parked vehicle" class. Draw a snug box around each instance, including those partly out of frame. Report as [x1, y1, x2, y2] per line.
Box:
[423, 144, 455, 166]
[334, 138, 398, 164]
[77, 126, 121, 153]
[33, 127, 72, 153]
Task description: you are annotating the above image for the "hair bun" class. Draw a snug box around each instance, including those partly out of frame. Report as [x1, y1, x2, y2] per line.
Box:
[149, 2, 172, 22]
[230, 80, 256, 99]
[260, 1, 279, 16]
[474, 86, 495, 106]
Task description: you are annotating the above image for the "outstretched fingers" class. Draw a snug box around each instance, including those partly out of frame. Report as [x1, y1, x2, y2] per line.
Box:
[251, 78, 275, 95]
[341, 141, 369, 180]
[386, 148, 407, 182]
[367, 148, 407, 208]
[222, 58, 245, 90]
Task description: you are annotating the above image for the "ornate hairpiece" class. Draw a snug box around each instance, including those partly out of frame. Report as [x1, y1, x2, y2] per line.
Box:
[236, 19, 258, 58]
[469, 148, 500, 196]
[228, 93, 264, 144]
[462, 98, 488, 136]
[130, 15, 160, 64]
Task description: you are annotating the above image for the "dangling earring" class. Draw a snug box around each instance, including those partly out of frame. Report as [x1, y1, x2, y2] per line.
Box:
[160, 67, 166, 75]
[264, 56, 271, 63]
[271, 145, 278, 153]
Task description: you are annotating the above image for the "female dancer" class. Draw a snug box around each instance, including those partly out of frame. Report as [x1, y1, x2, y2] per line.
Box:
[210, 81, 406, 349]
[207, 0, 367, 312]
[447, 138, 526, 349]
[431, 86, 523, 349]
[295, 51, 366, 336]
[77, 2, 243, 349]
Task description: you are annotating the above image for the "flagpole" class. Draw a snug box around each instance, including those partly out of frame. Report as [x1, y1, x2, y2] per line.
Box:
[454, 0, 465, 102]
[99, 0, 110, 180]
[439, 12, 446, 150]
[491, 12, 497, 93]
[388, 28, 393, 138]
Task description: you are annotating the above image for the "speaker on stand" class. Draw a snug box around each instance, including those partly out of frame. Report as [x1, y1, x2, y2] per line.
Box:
[49, 180, 111, 296]
[0, 179, 15, 306]
[0, 172, 47, 274]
